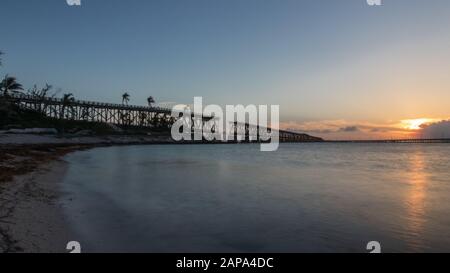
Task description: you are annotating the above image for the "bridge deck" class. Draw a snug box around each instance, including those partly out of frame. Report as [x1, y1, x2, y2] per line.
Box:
[4, 93, 172, 113]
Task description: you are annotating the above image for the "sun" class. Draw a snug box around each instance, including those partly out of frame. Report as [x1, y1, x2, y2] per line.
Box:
[401, 118, 436, 130]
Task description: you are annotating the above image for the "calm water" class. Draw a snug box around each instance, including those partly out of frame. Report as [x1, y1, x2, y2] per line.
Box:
[60, 143, 450, 253]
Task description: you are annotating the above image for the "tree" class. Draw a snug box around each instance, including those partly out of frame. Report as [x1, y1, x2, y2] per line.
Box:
[62, 93, 75, 105]
[60, 93, 75, 119]
[27, 84, 54, 113]
[28, 84, 53, 98]
[1, 75, 23, 96]
[58, 93, 75, 135]
[0, 51, 3, 66]
[147, 96, 155, 107]
[122, 92, 130, 105]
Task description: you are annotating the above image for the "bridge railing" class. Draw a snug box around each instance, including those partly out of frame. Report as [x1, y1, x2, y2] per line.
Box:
[1, 92, 172, 113]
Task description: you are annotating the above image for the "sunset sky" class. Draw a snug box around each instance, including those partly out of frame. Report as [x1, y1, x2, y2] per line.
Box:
[1, 0, 449, 140]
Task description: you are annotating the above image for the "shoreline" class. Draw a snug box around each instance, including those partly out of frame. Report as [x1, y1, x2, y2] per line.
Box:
[0, 134, 178, 253]
[0, 133, 261, 252]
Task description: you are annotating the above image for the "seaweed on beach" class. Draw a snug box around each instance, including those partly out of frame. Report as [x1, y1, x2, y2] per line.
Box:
[0, 144, 89, 184]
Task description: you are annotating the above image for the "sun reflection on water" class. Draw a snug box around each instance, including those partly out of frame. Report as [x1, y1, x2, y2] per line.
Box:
[404, 151, 428, 251]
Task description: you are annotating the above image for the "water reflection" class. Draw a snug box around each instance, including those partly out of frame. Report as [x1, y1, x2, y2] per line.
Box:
[61, 144, 450, 252]
[404, 151, 428, 251]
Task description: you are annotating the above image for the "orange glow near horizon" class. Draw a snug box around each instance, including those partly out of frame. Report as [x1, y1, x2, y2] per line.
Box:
[281, 117, 449, 141]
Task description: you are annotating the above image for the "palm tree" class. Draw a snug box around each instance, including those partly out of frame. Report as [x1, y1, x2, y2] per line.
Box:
[62, 93, 75, 103]
[0, 51, 3, 66]
[60, 93, 75, 119]
[1, 75, 23, 96]
[147, 96, 155, 107]
[58, 93, 75, 135]
[122, 92, 130, 105]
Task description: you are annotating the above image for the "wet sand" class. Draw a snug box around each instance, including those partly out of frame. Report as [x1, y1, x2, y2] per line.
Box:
[0, 134, 174, 253]
[0, 144, 97, 252]
[0, 160, 73, 252]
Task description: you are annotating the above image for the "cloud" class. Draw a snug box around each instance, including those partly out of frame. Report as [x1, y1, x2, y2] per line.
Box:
[420, 120, 450, 138]
[339, 126, 359, 132]
[280, 119, 419, 140]
[282, 120, 399, 134]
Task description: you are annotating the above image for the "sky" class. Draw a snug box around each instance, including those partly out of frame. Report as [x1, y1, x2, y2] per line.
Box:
[1, 0, 450, 140]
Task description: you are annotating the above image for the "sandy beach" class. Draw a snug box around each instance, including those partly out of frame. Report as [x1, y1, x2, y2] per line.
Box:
[0, 160, 72, 252]
[0, 133, 174, 253]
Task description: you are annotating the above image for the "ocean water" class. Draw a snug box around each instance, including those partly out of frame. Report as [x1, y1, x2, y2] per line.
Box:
[60, 143, 450, 253]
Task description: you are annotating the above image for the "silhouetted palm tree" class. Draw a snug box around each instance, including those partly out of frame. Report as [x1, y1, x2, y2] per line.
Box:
[62, 93, 75, 104]
[60, 93, 75, 119]
[58, 93, 75, 134]
[1, 75, 23, 96]
[122, 92, 130, 105]
[147, 96, 155, 107]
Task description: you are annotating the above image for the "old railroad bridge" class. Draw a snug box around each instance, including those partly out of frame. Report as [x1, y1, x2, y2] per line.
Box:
[1, 93, 323, 142]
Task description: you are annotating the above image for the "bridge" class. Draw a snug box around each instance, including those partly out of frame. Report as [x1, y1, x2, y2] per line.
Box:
[0, 92, 323, 142]
[2, 92, 174, 127]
